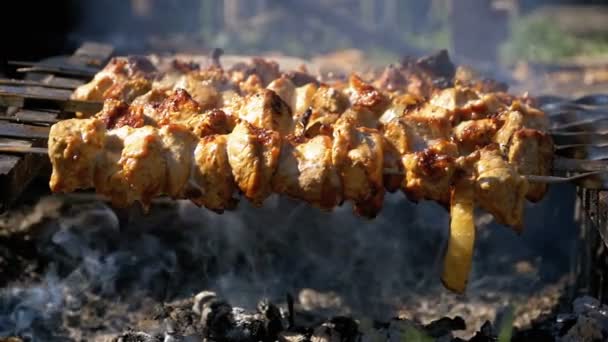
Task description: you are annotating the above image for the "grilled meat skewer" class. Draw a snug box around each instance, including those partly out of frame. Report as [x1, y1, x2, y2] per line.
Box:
[46, 52, 562, 295]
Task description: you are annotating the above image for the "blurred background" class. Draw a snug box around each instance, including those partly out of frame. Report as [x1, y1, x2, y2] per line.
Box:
[2, 0, 607, 63]
[3, 0, 608, 95]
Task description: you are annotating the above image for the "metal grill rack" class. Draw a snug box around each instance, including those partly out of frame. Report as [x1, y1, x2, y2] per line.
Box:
[0, 42, 112, 210]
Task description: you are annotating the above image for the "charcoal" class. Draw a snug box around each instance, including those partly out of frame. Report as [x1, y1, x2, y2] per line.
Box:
[424, 316, 466, 337]
[572, 295, 601, 315]
[198, 296, 233, 340]
[468, 321, 496, 342]
[257, 298, 284, 340]
[278, 331, 308, 342]
[560, 316, 604, 342]
[112, 331, 162, 342]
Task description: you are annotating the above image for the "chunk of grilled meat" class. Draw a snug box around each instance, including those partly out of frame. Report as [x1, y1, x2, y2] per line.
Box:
[471, 145, 528, 230]
[508, 129, 553, 202]
[72, 56, 157, 104]
[239, 89, 293, 135]
[188, 134, 237, 212]
[48, 118, 106, 192]
[227, 121, 281, 206]
[332, 117, 385, 217]
[273, 135, 342, 210]
[453, 118, 501, 154]
[402, 144, 457, 205]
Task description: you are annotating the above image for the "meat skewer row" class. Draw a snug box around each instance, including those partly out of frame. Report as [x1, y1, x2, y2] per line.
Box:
[48, 111, 540, 294]
[82, 69, 552, 220]
[71, 50, 471, 110]
[57, 53, 553, 294]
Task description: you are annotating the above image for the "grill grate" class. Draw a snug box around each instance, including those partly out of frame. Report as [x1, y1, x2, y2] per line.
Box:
[577, 188, 608, 302]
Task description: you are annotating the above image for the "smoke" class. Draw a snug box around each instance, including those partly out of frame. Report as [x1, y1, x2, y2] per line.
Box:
[0, 181, 578, 339]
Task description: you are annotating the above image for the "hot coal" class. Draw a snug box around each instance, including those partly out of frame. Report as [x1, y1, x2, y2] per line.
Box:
[111, 290, 469, 342]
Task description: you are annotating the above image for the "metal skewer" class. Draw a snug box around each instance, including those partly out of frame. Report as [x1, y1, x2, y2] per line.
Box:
[0, 78, 77, 90]
[8, 61, 98, 78]
[0, 144, 604, 184]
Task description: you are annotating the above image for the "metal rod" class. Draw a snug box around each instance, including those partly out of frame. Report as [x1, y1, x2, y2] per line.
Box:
[0, 145, 47, 154]
[0, 145, 602, 185]
[8, 61, 97, 78]
[0, 91, 103, 114]
[0, 78, 77, 90]
[526, 172, 607, 184]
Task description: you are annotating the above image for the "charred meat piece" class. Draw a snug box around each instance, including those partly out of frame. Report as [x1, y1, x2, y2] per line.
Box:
[96, 99, 145, 129]
[401, 145, 456, 205]
[346, 74, 389, 114]
[415, 49, 456, 85]
[154, 89, 202, 126]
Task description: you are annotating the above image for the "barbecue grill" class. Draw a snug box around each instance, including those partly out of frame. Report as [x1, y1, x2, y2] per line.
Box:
[1, 41, 608, 340]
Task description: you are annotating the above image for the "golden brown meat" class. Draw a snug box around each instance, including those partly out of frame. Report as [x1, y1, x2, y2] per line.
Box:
[494, 103, 550, 147]
[93, 126, 167, 208]
[473, 145, 528, 230]
[72, 56, 156, 103]
[186, 109, 234, 138]
[227, 121, 281, 206]
[48, 118, 106, 193]
[346, 74, 389, 114]
[158, 124, 198, 198]
[401, 146, 456, 205]
[188, 134, 237, 212]
[153, 89, 202, 126]
[229, 57, 281, 87]
[173, 74, 221, 111]
[273, 135, 342, 210]
[332, 117, 385, 217]
[267, 76, 297, 111]
[507, 129, 553, 202]
[389, 104, 452, 152]
[311, 84, 349, 115]
[429, 87, 506, 122]
[239, 89, 293, 135]
[96, 99, 145, 129]
[294, 83, 318, 116]
[452, 118, 501, 154]
[114, 126, 167, 208]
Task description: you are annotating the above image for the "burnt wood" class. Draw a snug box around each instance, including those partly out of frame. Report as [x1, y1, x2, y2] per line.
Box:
[0, 42, 112, 212]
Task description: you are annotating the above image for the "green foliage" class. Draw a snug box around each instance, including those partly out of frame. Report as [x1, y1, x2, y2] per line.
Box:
[501, 15, 608, 64]
[497, 307, 515, 342]
[401, 325, 434, 342]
